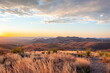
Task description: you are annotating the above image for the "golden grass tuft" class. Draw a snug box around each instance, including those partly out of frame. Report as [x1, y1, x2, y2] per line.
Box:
[0, 52, 90, 73]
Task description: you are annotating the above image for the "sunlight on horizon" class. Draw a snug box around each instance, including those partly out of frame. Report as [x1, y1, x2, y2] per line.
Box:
[0, 29, 3, 36]
[0, 32, 3, 36]
[0, 32, 109, 38]
[0, 0, 110, 38]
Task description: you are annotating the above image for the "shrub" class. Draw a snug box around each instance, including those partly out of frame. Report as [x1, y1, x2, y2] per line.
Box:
[85, 49, 91, 57]
[98, 51, 105, 57]
[11, 47, 24, 53]
[104, 52, 110, 57]
[47, 50, 51, 54]
[42, 51, 45, 54]
[77, 51, 83, 57]
[98, 51, 110, 57]
[52, 48, 58, 53]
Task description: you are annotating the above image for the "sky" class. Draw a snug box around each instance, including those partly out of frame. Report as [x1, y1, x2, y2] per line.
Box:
[0, 0, 110, 38]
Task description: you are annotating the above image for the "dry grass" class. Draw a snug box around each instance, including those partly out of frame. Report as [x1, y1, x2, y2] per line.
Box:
[100, 57, 110, 63]
[0, 52, 90, 73]
[107, 63, 110, 73]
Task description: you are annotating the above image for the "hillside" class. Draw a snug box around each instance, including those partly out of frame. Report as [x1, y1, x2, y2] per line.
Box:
[32, 37, 110, 43]
[0, 37, 110, 51]
[23, 42, 110, 51]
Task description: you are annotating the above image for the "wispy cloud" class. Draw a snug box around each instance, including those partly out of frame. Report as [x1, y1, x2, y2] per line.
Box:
[0, 0, 110, 23]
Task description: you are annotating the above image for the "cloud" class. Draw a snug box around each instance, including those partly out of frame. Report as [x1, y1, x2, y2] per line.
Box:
[45, 18, 73, 23]
[0, 0, 110, 23]
[0, 17, 13, 21]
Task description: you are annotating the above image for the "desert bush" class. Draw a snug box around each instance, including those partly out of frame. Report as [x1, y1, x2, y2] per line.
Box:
[98, 51, 110, 58]
[47, 50, 51, 54]
[98, 51, 104, 56]
[98, 51, 110, 63]
[42, 51, 45, 54]
[46, 48, 58, 54]
[104, 52, 110, 57]
[85, 49, 91, 57]
[77, 51, 83, 57]
[11, 47, 24, 53]
[52, 48, 58, 53]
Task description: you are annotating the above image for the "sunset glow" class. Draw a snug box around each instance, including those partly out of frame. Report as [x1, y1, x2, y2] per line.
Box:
[0, 0, 110, 38]
[0, 32, 3, 36]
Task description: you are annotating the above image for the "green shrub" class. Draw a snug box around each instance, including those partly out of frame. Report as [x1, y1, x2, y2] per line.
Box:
[82, 66, 90, 73]
[11, 47, 24, 53]
[47, 50, 51, 54]
[85, 49, 91, 57]
[77, 66, 90, 73]
[98, 51, 105, 56]
[52, 48, 58, 53]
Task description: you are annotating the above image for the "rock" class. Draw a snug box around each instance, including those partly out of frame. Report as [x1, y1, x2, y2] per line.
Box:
[34, 54, 40, 57]
[18, 53, 30, 58]
[33, 56, 42, 61]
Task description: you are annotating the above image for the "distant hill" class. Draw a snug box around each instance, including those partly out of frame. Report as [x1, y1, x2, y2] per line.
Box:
[22, 37, 110, 51]
[22, 42, 110, 51]
[0, 44, 18, 49]
[0, 37, 110, 51]
[32, 37, 110, 43]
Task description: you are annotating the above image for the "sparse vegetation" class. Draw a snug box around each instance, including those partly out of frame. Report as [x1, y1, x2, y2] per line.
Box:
[52, 48, 58, 53]
[77, 51, 83, 57]
[47, 50, 51, 54]
[75, 58, 90, 73]
[11, 47, 24, 53]
[41, 51, 45, 54]
[98, 51, 105, 56]
[0, 52, 90, 73]
[85, 49, 91, 57]
[101, 57, 110, 63]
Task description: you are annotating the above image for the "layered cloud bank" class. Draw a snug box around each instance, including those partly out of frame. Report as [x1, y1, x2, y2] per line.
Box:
[0, 0, 110, 23]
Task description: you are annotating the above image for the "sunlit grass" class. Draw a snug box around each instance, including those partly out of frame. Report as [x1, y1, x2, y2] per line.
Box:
[0, 52, 90, 73]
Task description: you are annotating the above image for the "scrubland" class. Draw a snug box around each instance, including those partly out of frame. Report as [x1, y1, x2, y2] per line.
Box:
[0, 50, 110, 73]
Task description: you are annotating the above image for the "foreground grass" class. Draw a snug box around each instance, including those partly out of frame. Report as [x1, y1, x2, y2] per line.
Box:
[0, 52, 90, 73]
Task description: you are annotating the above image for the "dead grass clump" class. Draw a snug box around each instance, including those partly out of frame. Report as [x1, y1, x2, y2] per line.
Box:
[75, 58, 90, 73]
[98, 51, 110, 57]
[101, 57, 110, 63]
